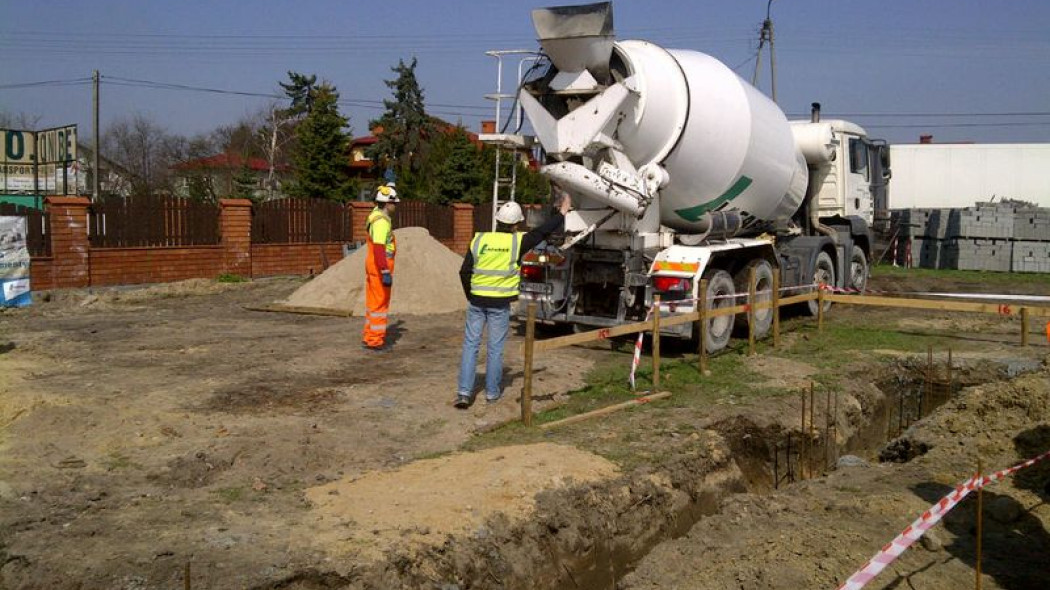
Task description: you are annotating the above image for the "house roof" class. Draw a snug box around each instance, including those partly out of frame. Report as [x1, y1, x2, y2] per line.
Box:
[173, 152, 288, 172]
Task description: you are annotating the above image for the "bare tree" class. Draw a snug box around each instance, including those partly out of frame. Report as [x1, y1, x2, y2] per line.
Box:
[0, 109, 42, 130]
[103, 113, 182, 196]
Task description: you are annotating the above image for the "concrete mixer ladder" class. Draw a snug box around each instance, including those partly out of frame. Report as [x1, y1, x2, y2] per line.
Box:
[479, 50, 540, 229]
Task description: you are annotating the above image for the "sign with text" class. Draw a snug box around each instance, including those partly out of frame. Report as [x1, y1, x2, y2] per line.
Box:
[0, 216, 32, 307]
[0, 125, 78, 195]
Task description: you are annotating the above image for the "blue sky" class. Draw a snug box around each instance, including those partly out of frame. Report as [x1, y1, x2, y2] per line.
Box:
[2, 0, 1049, 144]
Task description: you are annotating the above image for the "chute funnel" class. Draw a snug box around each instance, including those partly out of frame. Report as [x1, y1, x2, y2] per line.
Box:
[532, 2, 615, 82]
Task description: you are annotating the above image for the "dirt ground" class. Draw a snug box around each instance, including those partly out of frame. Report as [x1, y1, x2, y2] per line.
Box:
[0, 278, 595, 589]
[1, 272, 1049, 590]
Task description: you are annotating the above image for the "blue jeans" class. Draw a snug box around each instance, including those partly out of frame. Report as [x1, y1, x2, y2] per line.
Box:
[457, 303, 511, 400]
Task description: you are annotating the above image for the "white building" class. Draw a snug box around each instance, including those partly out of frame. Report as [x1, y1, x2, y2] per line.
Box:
[889, 143, 1050, 209]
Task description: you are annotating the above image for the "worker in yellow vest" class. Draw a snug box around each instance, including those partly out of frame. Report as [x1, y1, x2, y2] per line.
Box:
[362, 184, 398, 351]
[454, 193, 572, 408]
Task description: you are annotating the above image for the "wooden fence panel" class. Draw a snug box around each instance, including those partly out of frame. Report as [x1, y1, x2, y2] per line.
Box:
[89, 195, 220, 248]
[393, 201, 454, 240]
[252, 198, 350, 244]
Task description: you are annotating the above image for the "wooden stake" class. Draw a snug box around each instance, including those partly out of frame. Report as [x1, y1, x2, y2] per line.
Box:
[773, 442, 780, 490]
[924, 344, 933, 417]
[809, 381, 816, 476]
[522, 302, 537, 426]
[817, 287, 825, 332]
[1021, 307, 1029, 347]
[698, 279, 709, 375]
[772, 270, 781, 348]
[833, 391, 839, 466]
[801, 392, 807, 479]
[538, 391, 671, 430]
[184, 562, 191, 590]
[825, 386, 831, 472]
[652, 294, 661, 389]
[948, 347, 954, 400]
[976, 457, 984, 590]
[747, 265, 757, 356]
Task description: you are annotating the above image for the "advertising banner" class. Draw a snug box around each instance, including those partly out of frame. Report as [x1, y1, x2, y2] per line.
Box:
[0, 216, 32, 307]
[0, 126, 78, 195]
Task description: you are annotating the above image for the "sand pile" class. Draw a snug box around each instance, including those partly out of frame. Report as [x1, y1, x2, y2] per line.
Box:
[282, 227, 467, 315]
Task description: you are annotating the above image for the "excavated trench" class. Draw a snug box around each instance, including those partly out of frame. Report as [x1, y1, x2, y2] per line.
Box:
[257, 357, 1036, 590]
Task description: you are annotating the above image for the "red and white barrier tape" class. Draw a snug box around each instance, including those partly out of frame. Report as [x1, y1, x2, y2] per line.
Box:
[629, 306, 654, 391]
[837, 449, 1050, 590]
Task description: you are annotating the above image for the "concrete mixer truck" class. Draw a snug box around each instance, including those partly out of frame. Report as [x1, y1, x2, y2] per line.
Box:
[483, 2, 891, 351]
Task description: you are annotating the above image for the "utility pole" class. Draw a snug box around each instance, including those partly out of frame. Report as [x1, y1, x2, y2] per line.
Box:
[93, 70, 100, 201]
[751, 0, 777, 103]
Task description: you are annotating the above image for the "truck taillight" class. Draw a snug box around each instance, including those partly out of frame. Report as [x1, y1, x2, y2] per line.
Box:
[521, 265, 545, 282]
[652, 276, 690, 292]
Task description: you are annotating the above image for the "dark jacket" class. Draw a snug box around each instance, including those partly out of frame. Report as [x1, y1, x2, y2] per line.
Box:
[459, 212, 565, 308]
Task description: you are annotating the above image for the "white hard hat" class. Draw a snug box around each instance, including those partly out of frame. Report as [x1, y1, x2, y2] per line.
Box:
[375, 185, 399, 203]
[495, 201, 525, 225]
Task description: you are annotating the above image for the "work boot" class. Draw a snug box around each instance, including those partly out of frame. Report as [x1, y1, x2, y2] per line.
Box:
[453, 394, 474, 409]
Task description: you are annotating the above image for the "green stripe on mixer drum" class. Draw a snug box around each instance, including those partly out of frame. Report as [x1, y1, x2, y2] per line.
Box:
[673, 175, 753, 222]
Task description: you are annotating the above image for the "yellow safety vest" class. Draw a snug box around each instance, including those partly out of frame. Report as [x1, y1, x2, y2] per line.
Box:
[470, 231, 524, 298]
[366, 207, 395, 256]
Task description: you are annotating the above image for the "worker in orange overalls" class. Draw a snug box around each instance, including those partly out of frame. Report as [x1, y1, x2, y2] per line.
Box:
[362, 184, 398, 351]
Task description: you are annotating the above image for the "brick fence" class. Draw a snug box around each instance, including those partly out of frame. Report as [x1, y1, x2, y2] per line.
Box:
[27, 197, 478, 290]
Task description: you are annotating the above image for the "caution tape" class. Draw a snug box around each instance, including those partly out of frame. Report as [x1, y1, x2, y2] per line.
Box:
[837, 449, 1050, 590]
[629, 305, 654, 391]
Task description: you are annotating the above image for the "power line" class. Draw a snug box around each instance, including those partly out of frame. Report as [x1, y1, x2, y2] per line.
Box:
[863, 121, 1050, 129]
[0, 77, 93, 89]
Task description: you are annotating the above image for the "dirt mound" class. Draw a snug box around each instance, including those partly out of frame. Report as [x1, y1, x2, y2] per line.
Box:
[282, 227, 467, 315]
[304, 443, 619, 561]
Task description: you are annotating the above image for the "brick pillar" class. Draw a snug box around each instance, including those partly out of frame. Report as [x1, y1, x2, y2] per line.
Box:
[219, 199, 252, 277]
[44, 196, 91, 288]
[350, 201, 374, 243]
[451, 203, 475, 255]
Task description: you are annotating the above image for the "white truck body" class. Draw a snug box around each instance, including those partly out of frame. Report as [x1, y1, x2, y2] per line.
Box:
[889, 143, 1050, 209]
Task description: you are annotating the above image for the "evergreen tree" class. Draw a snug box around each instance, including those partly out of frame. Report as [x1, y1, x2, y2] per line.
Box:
[367, 58, 433, 191]
[428, 126, 485, 204]
[287, 83, 355, 201]
[279, 72, 318, 118]
[231, 165, 257, 200]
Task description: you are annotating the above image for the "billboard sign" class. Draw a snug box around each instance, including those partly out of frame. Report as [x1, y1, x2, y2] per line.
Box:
[0, 125, 78, 195]
[0, 215, 32, 307]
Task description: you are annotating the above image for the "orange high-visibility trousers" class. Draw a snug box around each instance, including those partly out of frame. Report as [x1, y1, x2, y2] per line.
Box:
[362, 255, 394, 348]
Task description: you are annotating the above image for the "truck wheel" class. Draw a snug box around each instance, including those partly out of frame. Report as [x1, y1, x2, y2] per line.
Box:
[734, 259, 774, 339]
[806, 251, 835, 316]
[702, 269, 735, 353]
[848, 245, 868, 292]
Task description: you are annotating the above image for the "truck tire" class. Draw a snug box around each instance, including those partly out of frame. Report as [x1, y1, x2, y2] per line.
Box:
[734, 259, 774, 339]
[848, 245, 868, 292]
[806, 251, 835, 316]
[702, 269, 735, 353]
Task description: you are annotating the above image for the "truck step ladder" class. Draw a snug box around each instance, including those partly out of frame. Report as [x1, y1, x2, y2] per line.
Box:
[479, 49, 541, 229]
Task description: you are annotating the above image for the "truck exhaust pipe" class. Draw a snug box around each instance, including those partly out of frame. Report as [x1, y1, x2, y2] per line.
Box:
[811, 102, 821, 123]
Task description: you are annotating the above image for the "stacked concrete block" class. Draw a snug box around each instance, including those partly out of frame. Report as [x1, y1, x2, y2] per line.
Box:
[924, 208, 953, 239]
[891, 208, 930, 238]
[918, 238, 945, 269]
[948, 205, 1014, 240]
[942, 238, 1012, 272]
[1012, 208, 1050, 241]
[1011, 241, 1050, 273]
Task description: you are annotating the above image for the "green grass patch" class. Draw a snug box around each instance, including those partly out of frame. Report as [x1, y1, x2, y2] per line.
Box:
[214, 486, 245, 503]
[216, 273, 249, 283]
[871, 264, 1050, 287]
